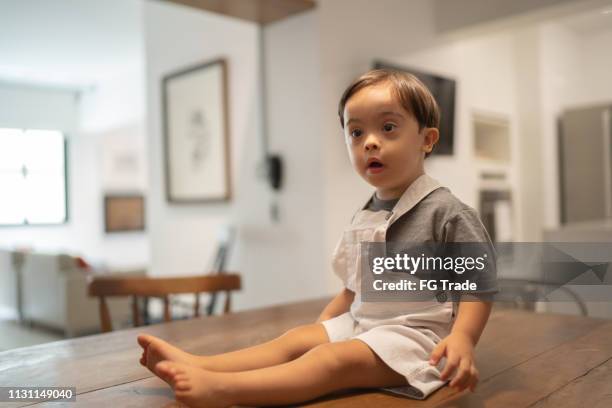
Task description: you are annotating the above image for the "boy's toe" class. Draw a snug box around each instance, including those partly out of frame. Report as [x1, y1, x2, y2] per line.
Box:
[175, 380, 191, 392]
[137, 334, 154, 348]
[154, 361, 170, 374]
[154, 361, 175, 383]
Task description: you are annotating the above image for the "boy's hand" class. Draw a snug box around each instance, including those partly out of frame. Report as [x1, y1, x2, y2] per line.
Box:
[429, 332, 479, 393]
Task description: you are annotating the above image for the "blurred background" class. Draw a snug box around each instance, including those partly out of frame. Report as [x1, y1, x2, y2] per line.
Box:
[0, 0, 611, 349]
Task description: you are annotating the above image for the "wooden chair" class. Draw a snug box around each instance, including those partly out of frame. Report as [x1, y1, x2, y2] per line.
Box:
[88, 274, 242, 332]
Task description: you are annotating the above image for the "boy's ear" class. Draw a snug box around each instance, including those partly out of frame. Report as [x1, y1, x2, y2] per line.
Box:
[422, 127, 439, 153]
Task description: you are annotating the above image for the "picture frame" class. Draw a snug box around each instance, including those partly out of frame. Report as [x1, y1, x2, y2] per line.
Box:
[162, 58, 231, 203]
[104, 195, 145, 233]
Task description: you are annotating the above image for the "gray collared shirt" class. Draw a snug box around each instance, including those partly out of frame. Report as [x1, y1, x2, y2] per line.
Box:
[365, 186, 499, 295]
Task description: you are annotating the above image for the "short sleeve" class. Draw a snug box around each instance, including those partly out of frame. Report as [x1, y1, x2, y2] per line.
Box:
[443, 208, 492, 243]
[442, 209, 499, 297]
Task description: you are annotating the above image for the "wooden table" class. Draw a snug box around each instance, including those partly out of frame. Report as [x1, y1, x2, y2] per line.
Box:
[1, 297, 611, 407]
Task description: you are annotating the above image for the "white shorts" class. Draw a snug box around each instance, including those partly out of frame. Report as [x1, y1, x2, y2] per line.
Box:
[321, 312, 449, 400]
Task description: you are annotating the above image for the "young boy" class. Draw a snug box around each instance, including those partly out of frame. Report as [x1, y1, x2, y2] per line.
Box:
[137, 68, 498, 407]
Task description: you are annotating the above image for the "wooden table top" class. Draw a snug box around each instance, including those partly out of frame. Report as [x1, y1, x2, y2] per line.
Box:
[1, 296, 611, 407]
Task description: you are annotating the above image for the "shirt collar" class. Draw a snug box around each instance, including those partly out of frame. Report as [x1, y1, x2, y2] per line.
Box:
[361, 173, 444, 223]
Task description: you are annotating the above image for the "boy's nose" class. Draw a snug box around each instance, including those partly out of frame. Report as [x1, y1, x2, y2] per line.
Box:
[365, 135, 380, 151]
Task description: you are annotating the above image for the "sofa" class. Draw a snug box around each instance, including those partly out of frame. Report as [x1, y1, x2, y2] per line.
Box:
[1, 249, 143, 337]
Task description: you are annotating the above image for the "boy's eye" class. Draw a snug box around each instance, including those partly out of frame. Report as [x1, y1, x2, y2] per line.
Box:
[350, 129, 362, 138]
[383, 123, 396, 132]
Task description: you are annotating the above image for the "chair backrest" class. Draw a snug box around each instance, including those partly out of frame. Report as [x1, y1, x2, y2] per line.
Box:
[88, 274, 241, 332]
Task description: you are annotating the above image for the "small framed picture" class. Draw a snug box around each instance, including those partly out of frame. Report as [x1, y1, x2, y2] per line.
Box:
[104, 195, 145, 233]
[162, 58, 231, 203]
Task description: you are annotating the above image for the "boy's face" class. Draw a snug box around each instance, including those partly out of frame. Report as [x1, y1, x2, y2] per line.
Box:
[343, 81, 439, 199]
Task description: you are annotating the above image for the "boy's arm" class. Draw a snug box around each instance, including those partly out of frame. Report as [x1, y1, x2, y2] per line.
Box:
[429, 299, 493, 392]
[451, 299, 493, 345]
[316, 288, 355, 323]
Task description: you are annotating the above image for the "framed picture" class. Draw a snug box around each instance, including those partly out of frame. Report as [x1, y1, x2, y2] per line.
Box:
[162, 58, 231, 203]
[104, 195, 145, 233]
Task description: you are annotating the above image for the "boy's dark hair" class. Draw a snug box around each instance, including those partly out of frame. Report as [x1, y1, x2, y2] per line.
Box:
[338, 68, 440, 158]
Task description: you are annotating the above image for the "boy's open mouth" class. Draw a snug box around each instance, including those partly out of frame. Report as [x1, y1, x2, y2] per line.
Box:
[366, 158, 384, 173]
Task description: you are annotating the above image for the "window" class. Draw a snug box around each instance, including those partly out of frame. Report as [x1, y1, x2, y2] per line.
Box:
[0, 128, 67, 225]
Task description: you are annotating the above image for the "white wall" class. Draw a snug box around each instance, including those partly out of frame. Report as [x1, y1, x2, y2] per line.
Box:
[578, 30, 612, 104]
[244, 11, 326, 306]
[512, 26, 546, 242]
[0, 83, 78, 129]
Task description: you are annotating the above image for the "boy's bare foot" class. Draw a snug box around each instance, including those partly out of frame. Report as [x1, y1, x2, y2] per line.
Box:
[137, 334, 205, 374]
[155, 361, 231, 408]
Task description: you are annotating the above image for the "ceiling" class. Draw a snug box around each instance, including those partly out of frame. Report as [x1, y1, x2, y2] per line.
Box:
[0, 0, 143, 89]
[161, 0, 316, 25]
